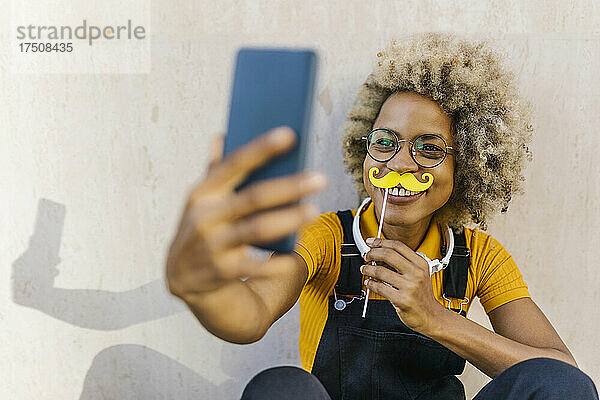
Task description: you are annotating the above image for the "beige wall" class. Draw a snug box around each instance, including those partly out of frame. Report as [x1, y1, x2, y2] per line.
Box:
[1, 1, 599, 398]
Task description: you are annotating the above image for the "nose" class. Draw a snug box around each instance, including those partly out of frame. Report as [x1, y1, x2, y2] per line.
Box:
[386, 141, 419, 173]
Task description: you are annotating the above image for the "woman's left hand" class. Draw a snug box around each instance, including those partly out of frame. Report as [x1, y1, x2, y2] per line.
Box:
[361, 237, 447, 335]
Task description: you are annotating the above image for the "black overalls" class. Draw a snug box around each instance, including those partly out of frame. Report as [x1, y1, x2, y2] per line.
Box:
[310, 210, 471, 400]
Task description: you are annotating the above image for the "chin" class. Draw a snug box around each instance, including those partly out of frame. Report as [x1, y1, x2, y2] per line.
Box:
[384, 208, 426, 227]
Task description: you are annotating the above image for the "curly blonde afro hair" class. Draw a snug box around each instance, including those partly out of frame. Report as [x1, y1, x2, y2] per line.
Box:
[342, 33, 533, 231]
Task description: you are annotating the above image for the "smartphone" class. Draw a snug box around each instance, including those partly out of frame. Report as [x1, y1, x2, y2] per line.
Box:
[223, 47, 318, 253]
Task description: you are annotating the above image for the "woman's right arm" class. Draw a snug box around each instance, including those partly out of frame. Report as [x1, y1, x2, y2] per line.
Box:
[165, 127, 326, 344]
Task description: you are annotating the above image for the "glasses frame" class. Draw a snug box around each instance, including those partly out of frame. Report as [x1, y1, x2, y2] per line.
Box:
[361, 128, 456, 168]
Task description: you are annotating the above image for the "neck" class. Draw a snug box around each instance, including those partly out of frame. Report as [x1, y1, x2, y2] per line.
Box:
[374, 206, 433, 251]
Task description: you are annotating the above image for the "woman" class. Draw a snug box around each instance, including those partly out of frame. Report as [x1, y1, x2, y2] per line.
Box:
[166, 33, 598, 399]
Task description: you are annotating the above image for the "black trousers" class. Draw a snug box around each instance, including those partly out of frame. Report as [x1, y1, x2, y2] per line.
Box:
[241, 358, 598, 400]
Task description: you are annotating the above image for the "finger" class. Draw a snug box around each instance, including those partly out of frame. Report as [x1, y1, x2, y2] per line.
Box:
[203, 126, 296, 191]
[364, 247, 413, 274]
[209, 203, 318, 250]
[211, 171, 327, 221]
[366, 237, 424, 265]
[364, 276, 400, 302]
[207, 134, 225, 172]
[360, 264, 402, 288]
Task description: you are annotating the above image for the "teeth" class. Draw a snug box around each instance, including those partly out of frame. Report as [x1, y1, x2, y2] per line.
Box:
[387, 187, 421, 197]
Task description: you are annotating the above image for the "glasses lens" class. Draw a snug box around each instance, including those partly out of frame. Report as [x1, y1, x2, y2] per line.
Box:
[413, 134, 447, 167]
[367, 130, 397, 161]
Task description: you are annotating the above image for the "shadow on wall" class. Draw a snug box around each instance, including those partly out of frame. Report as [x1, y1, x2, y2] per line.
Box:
[11, 198, 187, 329]
[11, 198, 301, 399]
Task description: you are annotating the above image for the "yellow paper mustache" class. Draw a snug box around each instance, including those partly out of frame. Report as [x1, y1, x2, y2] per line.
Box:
[368, 167, 434, 191]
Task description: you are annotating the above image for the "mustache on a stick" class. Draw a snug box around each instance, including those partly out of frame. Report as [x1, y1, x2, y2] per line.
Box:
[368, 167, 434, 191]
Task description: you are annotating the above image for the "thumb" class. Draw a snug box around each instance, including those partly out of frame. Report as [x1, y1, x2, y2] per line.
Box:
[208, 134, 225, 171]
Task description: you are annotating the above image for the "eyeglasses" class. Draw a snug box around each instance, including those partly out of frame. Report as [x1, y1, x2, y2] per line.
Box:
[361, 128, 456, 168]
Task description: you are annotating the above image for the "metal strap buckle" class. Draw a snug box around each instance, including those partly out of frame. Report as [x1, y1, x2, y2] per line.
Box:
[333, 287, 366, 311]
[442, 293, 470, 314]
[452, 246, 470, 257]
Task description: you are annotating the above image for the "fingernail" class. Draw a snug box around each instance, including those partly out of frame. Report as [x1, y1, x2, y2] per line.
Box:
[366, 237, 375, 244]
[270, 127, 295, 144]
[360, 265, 365, 274]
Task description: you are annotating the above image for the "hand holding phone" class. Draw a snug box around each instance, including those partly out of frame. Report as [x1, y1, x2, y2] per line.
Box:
[166, 47, 326, 303]
[167, 128, 327, 300]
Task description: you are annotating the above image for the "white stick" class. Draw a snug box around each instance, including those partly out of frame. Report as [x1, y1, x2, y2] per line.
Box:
[362, 187, 388, 318]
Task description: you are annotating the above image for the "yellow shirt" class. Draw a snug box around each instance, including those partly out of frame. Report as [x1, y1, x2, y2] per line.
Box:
[294, 200, 530, 372]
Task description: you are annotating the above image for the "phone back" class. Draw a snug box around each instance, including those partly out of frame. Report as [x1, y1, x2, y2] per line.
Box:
[224, 48, 318, 252]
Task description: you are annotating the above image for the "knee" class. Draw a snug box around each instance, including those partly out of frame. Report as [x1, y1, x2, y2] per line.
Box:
[241, 366, 329, 400]
[507, 358, 598, 399]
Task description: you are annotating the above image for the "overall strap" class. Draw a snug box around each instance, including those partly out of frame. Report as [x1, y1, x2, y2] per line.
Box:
[442, 228, 470, 316]
[334, 210, 363, 295]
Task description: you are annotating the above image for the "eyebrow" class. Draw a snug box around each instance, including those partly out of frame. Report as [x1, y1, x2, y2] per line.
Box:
[375, 126, 449, 141]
